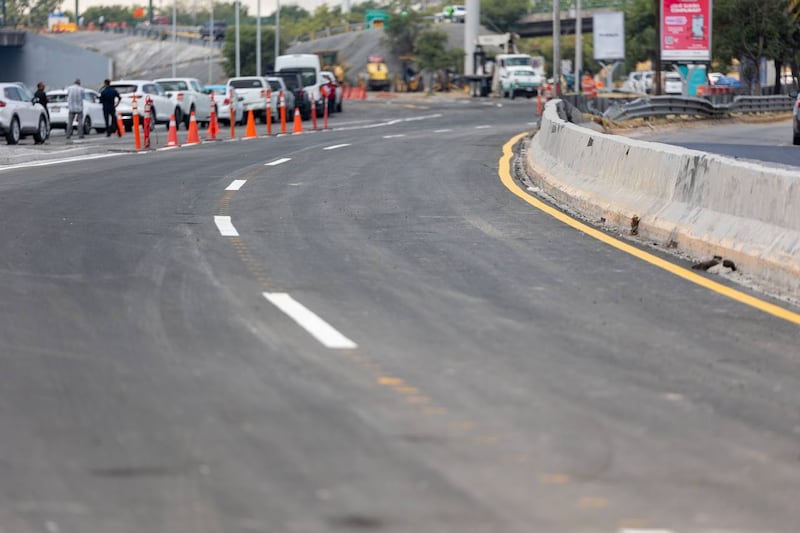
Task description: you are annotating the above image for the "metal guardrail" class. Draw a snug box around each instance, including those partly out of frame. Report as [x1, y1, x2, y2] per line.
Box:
[602, 95, 794, 122]
[291, 22, 367, 44]
[102, 26, 222, 49]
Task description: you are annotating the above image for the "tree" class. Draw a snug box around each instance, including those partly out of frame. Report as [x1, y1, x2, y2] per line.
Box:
[714, 0, 793, 94]
[384, 10, 422, 58]
[222, 25, 279, 77]
[480, 0, 528, 33]
[623, 0, 656, 72]
[415, 28, 463, 92]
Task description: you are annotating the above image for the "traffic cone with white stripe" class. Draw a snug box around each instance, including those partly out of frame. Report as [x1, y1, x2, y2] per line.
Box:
[185, 111, 200, 145]
[292, 107, 303, 134]
[166, 114, 179, 147]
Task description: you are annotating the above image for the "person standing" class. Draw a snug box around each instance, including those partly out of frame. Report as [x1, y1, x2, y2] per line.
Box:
[98, 79, 121, 137]
[66, 78, 84, 140]
[33, 82, 49, 119]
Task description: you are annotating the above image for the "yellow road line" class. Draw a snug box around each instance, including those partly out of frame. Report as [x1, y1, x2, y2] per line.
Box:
[499, 132, 800, 325]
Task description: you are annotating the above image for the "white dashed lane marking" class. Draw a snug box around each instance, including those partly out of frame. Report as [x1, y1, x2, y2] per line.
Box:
[265, 157, 291, 166]
[323, 143, 351, 151]
[263, 292, 357, 350]
[475, 125, 492, 129]
[226, 179, 247, 191]
[214, 216, 239, 237]
[434, 129, 453, 133]
[382, 134, 406, 139]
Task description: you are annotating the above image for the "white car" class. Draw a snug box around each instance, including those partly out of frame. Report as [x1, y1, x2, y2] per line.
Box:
[435, 5, 466, 22]
[205, 85, 244, 126]
[47, 88, 106, 134]
[110, 79, 177, 131]
[0, 82, 49, 144]
[664, 72, 684, 95]
[793, 93, 800, 145]
[265, 77, 296, 120]
[499, 67, 542, 99]
[154, 77, 213, 129]
[227, 77, 270, 123]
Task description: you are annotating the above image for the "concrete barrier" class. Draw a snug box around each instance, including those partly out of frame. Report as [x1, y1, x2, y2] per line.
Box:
[526, 100, 800, 299]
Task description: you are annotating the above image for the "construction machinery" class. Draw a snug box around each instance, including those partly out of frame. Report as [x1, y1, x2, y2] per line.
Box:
[314, 50, 347, 84]
[394, 55, 423, 92]
[366, 55, 391, 91]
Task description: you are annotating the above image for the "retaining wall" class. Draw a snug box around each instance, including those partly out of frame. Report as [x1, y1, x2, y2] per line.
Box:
[526, 100, 800, 299]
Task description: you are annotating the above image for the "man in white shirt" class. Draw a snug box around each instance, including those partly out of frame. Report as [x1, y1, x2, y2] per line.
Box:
[66, 78, 84, 140]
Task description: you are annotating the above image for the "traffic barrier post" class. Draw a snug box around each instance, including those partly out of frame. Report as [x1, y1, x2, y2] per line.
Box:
[208, 91, 218, 140]
[536, 85, 543, 116]
[323, 95, 329, 130]
[279, 90, 287, 134]
[311, 101, 318, 131]
[132, 94, 142, 151]
[116, 111, 125, 137]
[229, 88, 236, 139]
[143, 96, 151, 148]
[266, 87, 272, 136]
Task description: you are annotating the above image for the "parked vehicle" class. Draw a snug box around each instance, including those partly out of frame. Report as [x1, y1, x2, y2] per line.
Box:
[319, 71, 342, 112]
[205, 84, 244, 126]
[110, 79, 175, 131]
[200, 21, 226, 41]
[434, 5, 466, 23]
[366, 55, 391, 91]
[499, 66, 542, 99]
[793, 93, 800, 145]
[226, 76, 272, 123]
[663, 72, 683, 95]
[275, 54, 325, 118]
[621, 71, 652, 93]
[0, 82, 49, 144]
[272, 71, 312, 120]
[155, 77, 213, 128]
[47, 87, 105, 134]
[264, 77, 296, 121]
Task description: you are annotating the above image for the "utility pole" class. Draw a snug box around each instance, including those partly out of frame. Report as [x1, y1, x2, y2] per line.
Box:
[256, 0, 261, 75]
[172, 0, 177, 76]
[654, 0, 661, 95]
[235, 0, 240, 76]
[274, 0, 280, 62]
[464, 0, 479, 75]
[553, 0, 561, 96]
[209, 0, 214, 84]
[575, 0, 582, 92]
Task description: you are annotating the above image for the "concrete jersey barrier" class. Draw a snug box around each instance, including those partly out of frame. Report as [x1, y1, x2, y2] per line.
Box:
[526, 100, 800, 300]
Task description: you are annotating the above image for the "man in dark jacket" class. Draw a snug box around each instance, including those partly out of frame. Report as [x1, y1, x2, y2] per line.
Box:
[33, 82, 49, 144]
[98, 79, 121, 137]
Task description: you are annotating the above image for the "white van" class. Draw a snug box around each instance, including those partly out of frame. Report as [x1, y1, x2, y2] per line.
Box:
[275, 54, 324, 118]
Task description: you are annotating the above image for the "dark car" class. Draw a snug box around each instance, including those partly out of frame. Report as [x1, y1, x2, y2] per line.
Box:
[271, 71, 312, 120]
[200, 21, 226, 41]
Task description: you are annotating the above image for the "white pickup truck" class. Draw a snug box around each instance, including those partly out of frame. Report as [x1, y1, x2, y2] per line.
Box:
[155, 77, 213, 129]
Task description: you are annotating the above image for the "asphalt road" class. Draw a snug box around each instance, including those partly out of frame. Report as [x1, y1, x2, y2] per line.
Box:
[0, 96, 798, 533]
[625, 117, 800, 168]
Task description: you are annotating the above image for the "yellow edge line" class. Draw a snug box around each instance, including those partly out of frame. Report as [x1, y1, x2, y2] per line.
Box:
[499, 132, 800, 326]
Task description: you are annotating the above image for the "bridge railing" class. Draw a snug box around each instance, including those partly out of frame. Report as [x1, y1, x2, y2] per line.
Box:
[598, 95, 794, 122]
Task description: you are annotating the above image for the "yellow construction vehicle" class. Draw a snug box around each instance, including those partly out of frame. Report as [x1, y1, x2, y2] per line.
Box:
[366, 55, 391, 91]
[314, 50, 347, 84]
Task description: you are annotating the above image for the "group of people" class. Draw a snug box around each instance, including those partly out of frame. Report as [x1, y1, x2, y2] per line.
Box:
[31, 79, 123, 142]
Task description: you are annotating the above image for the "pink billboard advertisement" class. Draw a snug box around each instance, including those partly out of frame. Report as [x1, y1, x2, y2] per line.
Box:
[661, 0, 712, 61]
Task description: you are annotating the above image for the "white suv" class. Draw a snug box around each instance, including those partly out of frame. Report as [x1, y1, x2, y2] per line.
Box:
[0, 82, 49, 145]
[110, 80, 176, 131]
[227, 77, 270, 123]
[155, 77, 213, 129]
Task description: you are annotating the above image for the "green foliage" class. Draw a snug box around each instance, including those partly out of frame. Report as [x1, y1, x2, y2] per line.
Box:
[415, 28, 461, 71]
[384, 10, 423, 57]
[480, 0, 528, 33]
[530, 0, 631, 14]
[222, 25, 280, 77]
[623, 0, 655, 72]
[82, 6, 137, 26]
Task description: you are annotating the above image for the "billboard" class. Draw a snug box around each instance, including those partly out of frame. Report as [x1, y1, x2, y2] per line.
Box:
[661, 0, 712, 62]
[593, 12, 625, 61]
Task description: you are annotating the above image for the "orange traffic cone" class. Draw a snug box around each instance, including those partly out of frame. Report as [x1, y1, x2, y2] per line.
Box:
[166, 114, 179, 147]
[116, 111, 125, 137]
[292, 107, 303, 134]
[185, 111, 200, 145]
[244, 109, 257, 139]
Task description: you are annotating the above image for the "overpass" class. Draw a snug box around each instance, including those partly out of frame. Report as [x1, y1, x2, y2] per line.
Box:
[512, 8, 607, 38]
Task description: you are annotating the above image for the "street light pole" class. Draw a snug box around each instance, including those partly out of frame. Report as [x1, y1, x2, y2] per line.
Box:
[172, 0, 177, 76]
[274, 0, 280, 62]
[575, 0, 582, 91]
[256, 0, 261, 75]
[235, 0, 240, 76]
[553, 0, 561, 97]
[209, 0, 214, 84]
